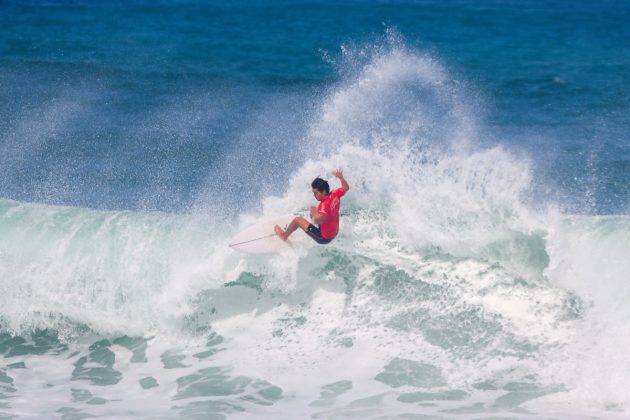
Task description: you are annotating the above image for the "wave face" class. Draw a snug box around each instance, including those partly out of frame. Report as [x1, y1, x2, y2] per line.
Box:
[1, 37, 629, 419]
[0, 198, 228, 336]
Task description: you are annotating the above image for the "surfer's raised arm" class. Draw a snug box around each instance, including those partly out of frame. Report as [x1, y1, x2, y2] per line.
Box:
[333, 169, 350, 192]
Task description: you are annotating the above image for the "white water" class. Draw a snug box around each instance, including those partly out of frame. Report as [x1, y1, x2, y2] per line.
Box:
[1, 44, 629, 419]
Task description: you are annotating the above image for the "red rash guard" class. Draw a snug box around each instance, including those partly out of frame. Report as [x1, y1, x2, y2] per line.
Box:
[317, 188, 346, 239]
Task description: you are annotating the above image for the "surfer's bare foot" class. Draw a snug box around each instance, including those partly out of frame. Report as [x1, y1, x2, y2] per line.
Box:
[274, 225, 287, 241]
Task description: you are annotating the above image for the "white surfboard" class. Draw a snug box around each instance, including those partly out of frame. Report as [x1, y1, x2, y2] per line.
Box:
[229, 214, 303, 254]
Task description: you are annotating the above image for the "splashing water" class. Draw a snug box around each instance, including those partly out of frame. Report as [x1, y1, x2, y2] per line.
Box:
[1, 39, 629, 419]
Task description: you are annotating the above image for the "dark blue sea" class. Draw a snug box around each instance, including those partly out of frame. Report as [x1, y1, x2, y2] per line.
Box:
[1, 1, 629, 418]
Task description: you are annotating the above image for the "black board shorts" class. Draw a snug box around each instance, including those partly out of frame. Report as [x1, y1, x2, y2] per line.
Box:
[306, 224, 334, 244]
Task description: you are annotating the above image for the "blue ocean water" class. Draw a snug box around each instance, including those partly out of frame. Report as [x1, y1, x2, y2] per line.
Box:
[1, 1, 629, 418]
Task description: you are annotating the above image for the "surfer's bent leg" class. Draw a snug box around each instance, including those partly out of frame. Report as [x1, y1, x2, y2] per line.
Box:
[275, 217, 310, 241]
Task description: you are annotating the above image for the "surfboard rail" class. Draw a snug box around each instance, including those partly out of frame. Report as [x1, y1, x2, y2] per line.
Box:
[228, 214, 300, 254]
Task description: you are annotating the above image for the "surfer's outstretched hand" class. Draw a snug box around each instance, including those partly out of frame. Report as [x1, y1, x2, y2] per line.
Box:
[333, 169, 350, 192]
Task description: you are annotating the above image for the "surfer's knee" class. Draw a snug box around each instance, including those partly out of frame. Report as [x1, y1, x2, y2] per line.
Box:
[295, 217, 310, 230]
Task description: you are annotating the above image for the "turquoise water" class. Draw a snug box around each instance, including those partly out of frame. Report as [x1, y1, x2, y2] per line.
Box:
[1, 1, 629, 418]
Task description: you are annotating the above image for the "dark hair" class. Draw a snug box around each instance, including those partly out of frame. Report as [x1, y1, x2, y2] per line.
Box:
[311, 177, 330, 194]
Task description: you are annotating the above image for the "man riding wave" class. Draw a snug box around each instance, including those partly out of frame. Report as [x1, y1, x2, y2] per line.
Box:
[275, 169, 349, 244]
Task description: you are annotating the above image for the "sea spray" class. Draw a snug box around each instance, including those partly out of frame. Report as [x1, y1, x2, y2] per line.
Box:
[0, 37, 628, 419]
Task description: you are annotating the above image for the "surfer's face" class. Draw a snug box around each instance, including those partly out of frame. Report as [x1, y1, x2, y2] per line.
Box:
[312, 188, 326, 201]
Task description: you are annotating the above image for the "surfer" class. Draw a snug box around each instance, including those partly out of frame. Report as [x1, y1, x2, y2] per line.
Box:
[274, 169, 350, 244]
